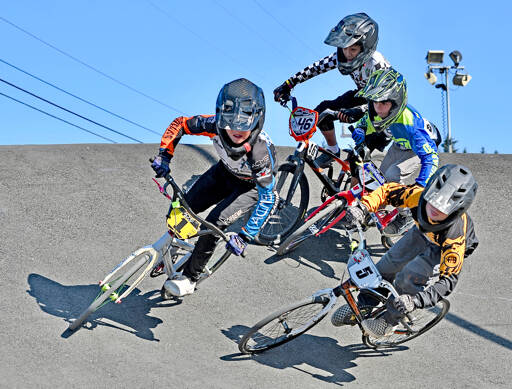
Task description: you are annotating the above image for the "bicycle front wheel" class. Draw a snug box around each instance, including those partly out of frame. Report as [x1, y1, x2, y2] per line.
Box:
[238, 293, 332, 354]
[256, 163, 309, 246]
[277, 199, 345, 256]
[68, 253, 151, 331]
[363, 298, 450, 348]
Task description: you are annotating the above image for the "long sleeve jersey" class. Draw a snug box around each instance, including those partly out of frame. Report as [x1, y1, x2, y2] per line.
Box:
[159, 115, 278, 239]
[288, 51, 390, 90]
[356, 105, 440, 186]
[360, 182, 478, 308]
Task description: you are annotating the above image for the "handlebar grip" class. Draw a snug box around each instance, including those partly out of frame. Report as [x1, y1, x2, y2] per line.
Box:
[149, 157, 155, 163]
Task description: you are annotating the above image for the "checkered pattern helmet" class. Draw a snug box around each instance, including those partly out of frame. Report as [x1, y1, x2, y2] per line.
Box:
[418, 164, 478, 232]
[357, 68, 408, 132]
[215, 78, 265, 160]
[324, 13, 379, 75]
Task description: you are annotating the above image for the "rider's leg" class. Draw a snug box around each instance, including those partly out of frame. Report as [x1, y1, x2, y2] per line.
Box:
[181, 186, 258, 281]
[361, 230, 439, 337]
[314, 90, 365, 168]
[380, 144, 420, 235]
[332, 226, 428, 326]
[382, 243, 441, 326]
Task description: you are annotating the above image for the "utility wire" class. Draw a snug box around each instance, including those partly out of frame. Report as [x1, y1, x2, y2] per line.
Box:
[251, 0, 320, 58]
[146, 1, 269, 82]
[211, 0, 300, 66]
[0, 58, 161, 136]
[0, 16, 187, 115]
[0, 77, 143, 143]
[0, 91, 117, 143]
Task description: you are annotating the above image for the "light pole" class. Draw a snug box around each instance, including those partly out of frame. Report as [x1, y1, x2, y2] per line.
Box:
[424, 50, 471, 153]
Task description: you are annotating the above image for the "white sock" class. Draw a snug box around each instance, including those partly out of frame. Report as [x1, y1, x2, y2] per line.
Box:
[326, 144, 339, 154]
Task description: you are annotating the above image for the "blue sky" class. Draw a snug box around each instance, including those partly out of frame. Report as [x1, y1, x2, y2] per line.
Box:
[0, 0, 509, 153]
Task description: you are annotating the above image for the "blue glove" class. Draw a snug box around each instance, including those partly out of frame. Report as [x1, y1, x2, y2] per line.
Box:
[226, 233, 249, 256]
[151, 155, 170, 178]
[352, 127, 365, 145]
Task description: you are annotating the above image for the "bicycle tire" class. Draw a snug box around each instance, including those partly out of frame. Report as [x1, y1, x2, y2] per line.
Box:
[277, 199, 345, 256]
[68, 254, 151, 331]
[363, 298, 450, 348]
[381, 235, 401, 250]
[238, 293, 332, 354]
[256, 163, 309, 246]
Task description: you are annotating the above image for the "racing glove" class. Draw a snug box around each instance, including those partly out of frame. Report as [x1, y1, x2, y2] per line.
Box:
[226, 233, 249, 256]
[393, 294, 421, 314]
[273, 80, 293, 103]
[343, 203, 368, 226]
[151, 154, 171, 178]
[351, 127, 365, 146]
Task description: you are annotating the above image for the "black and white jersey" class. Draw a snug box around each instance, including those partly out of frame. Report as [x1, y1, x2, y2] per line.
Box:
[289, 50, 391, 90]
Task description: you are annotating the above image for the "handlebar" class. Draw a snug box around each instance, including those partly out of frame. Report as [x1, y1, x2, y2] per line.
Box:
[149, 157, 230, 243]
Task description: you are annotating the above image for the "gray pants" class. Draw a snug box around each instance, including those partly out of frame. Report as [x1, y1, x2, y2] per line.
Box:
[376, 226, 441, 324]
[380, 142, 420, 184]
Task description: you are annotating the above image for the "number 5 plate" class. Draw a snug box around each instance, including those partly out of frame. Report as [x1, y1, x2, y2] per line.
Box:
[347, 249, 382, 289]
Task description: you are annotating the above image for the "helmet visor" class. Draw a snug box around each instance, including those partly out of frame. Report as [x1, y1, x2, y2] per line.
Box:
[217, 97, 258, 132]
[324, 24, 362, 48]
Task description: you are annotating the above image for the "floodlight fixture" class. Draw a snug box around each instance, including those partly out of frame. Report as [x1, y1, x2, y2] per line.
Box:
[426, 50, 444, 64]
[453, 73, 472, 86]
[449, 50, 463, 66]
[425, 71, 437, 85]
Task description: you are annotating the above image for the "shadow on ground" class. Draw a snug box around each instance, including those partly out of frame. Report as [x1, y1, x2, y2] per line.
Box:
[27, 273, 178, 341]
[220, 325, 406, 386]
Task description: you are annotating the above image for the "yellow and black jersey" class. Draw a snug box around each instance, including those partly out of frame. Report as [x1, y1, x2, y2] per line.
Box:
[360, 182, 478, 307]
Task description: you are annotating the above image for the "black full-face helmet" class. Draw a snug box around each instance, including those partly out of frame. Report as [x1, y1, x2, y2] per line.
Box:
[417, 164, 478, 233]
[324, 12, 379, 75]
[215, 78, 265, 160]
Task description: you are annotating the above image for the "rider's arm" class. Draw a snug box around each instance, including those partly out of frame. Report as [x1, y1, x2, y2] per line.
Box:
[410, 128, 440, 187]
[414, 215, 470, 308]
[159, 115, 216, 158]
[359, 182, 423, 212]
[240, 138, 278, 240]
[287, 52, 337, 86]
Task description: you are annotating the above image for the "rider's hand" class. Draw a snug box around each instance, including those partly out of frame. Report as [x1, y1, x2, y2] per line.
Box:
[151, 154, 171, 178]
[273, 80, 293, 103]
[343, 203, 367, 226]
[337, 107, 363, 123]
[351, 127, 365, 146]
[226, 233, 249, 256]
[393, 294, 420, 314]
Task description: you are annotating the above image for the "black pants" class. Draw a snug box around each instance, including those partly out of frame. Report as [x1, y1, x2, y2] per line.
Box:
[182, 162, 258, 281]
[314, 89, 366, 132]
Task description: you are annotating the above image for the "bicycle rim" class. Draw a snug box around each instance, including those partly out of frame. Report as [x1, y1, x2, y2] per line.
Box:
[68, 254, 151, 331]
[238, 294, 331, 354]
[363, 299, 450, 348]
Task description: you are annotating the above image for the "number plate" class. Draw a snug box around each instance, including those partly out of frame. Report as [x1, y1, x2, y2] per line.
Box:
[347, 249, 382, 289]
[307, 142, 319, 160]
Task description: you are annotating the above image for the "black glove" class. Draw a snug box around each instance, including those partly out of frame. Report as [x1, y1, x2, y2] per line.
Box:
[151, 154, 171, 178]
[343, 203, 368, 226]
[273, 80, 293, 103]
[393, 294, 421, 314]
[337, 107, 364, 123]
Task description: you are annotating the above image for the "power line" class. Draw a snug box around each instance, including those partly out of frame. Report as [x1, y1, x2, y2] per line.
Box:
[211, 0, 300, 66]
[0, 15, 187, 115]
[251, 0, 320, 58]
[0, 58, 161, 136]
[146, 1, 269, 82]
[0, 91, 117, 143]
[0, 77, 143, 143]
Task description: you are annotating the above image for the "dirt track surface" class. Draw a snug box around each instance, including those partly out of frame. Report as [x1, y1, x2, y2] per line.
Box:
[1, 144, 511, 388]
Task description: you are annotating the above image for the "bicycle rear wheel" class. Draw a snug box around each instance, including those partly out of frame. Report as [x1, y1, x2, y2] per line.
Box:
[363, 298, 450, 348]
[256, 163, 309, 246]
[277, 199, 345, 256]
[68, 253, 151, 331]
[238, 293, 332, 354]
